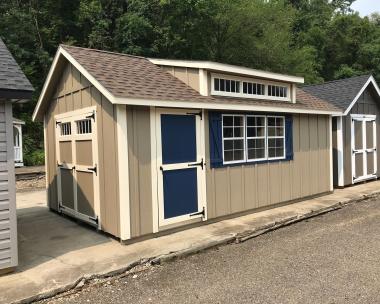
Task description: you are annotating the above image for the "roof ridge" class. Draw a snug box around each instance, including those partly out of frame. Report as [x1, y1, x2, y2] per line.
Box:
[60, 44, 147, 60]
[303, 74, 372, 88]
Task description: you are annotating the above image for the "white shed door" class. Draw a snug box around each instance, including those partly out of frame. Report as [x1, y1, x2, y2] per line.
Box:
[351, 115, 377, 183]
[55, 107, 100, 227]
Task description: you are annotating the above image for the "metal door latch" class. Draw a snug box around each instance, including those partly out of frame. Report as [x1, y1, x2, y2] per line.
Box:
[190, 207, 205, 217]
[188, 158, 205, 170]
[88, 165, 97, 175]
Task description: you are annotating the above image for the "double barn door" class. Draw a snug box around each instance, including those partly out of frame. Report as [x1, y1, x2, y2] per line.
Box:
[55, 107, 100, 226]
[351, 115, 377, 183]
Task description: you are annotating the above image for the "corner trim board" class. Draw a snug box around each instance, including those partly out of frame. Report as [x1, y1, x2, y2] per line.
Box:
[116, 105, 131, 240]
[336, 116, 344, 187]
[150, 107, 159, 233]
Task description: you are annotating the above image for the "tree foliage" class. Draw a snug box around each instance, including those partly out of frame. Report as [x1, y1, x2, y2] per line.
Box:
[0, 0, 379, 164]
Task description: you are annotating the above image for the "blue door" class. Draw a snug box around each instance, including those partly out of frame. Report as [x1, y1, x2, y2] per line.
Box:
[158, 111, 205, 225]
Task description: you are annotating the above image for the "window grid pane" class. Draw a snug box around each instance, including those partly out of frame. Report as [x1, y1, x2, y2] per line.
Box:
[222, 115, 245, 163]
[267, 116, 285, 159]
[246, 115, 266, 161]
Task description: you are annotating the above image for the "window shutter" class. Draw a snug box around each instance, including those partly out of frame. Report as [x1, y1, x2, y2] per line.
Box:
[209, 112, 223, 168]
[285, 115, 293, 161]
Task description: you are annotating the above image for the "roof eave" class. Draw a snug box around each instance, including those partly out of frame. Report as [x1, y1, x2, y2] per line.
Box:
[113, 96, 341, 115]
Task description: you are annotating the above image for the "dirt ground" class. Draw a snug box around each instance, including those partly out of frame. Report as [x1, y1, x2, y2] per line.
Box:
[16, 176, 45, 191]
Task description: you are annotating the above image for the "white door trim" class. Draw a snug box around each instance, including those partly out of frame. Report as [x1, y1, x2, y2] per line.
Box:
[55, 106, 101, 228]
[336, 116, 344, 187]
[351, 114, 377, 184]
[155, 108, 207, 228]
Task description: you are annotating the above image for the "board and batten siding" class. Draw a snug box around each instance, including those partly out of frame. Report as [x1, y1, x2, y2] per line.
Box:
[159, 66, 200, 93]
[126, 106, 153, 238]
[44, 60, 120, 237]
[0, 101, 17, 272]
[338, 85, 380, 186]
[205, 113, 331, 219]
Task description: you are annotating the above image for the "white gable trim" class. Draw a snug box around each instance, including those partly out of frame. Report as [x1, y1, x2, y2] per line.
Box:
[344, 76, 380, 116]
[32, 46, 117, 121]
[149, 58, 304, 84]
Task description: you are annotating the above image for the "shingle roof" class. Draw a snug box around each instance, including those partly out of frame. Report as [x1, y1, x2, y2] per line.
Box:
[42, 45, 339, 114]
[0, 38, 33, 92]
[302, 75, 372, 111]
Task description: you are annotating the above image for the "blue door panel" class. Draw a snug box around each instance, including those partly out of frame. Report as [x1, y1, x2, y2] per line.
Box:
[161, 114, 196, 165]
[163, 168, 198, 219]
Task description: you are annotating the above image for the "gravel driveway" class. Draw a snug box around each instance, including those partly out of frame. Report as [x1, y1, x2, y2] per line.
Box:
[39, 198, 380, 304]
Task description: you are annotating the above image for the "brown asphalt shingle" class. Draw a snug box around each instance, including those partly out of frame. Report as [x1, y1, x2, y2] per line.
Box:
[61, 45, 340, 113]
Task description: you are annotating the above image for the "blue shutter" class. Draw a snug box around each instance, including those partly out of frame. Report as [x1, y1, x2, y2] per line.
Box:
[209, 112, 223, 168]
[285, 115, 293, 161]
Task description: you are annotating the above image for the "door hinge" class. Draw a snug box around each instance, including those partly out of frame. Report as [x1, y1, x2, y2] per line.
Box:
[56, 121, 61, 127]
[88, 215, 99, 224]
[187, 111, 202, 120]
[190, 207, 205, 218]
[86, 111, 96, 122]
[57, 162, 63, 168]
[88, 164, 97, 175]
[188, 158, 205, 170]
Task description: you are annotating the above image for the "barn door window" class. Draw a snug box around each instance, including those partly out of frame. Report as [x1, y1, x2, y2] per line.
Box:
[76, 119, 92, 134]
[60, 122, 72, 136]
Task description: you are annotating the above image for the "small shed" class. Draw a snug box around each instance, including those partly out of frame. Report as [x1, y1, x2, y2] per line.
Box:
[33, 45, 340, 242]
[303, 75, 380, 187]
[0, 38, 33, 273]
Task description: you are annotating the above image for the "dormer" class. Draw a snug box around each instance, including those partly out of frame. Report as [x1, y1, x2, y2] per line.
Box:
[149, 59, 304, 103]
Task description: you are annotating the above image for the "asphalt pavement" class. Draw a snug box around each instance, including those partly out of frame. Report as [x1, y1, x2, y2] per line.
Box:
[39, 197, 380, 304]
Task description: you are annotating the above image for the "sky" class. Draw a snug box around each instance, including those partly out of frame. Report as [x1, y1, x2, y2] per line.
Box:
[351, 0, 380, 16]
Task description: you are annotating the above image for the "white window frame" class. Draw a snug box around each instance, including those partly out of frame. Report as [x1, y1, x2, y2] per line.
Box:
[221, 114, 286, 165]
[267, 116, 286, 161]
[211, 73, 291, 102]
[222, 114, 246, 165]
[246, 115, 267, 161]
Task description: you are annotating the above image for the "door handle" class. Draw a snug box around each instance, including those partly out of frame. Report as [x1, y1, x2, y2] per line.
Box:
[188, 158, 205, 170]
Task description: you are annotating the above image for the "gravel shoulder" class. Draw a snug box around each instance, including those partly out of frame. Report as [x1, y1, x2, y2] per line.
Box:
[38, 197, 380, 304]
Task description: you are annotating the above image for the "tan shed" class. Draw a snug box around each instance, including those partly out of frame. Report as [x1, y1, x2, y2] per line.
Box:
[303, 75, 380, 187]
[33, 45, 340, 241]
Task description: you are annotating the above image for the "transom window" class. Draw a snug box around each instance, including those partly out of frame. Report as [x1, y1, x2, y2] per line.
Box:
[211, 74, 291, 101]
[222, 115, 245, 163]
[243, 82, 265, 96]
[60, 122, 71, 136]
[76, 119, 92, 134]
[214, 78, 240, 93]
[222, 114, 286, 164]
[268, 85, 288, 98]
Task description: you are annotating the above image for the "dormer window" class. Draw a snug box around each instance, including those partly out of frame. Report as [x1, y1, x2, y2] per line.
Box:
[211, 73, 292, 102]
[214, 78, 240, 93]
[268, 85, 288, 98]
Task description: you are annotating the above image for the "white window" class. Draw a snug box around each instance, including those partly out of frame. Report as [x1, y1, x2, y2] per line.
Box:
[246, 116, 266, 161]
[76, 119, 92, 134]
[267, 116, 285, 159]
[268, 85, 288, 98]
[221, 114, 286, 164]
[243, 82, 265, 96]
[222, 115, 245, 163]
[211, 74, 291, 101]
[60, 122, 71, 136]
[214, 78, 240, 93]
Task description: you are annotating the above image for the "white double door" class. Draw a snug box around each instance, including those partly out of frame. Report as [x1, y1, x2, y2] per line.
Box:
[351, 115, 377, 183]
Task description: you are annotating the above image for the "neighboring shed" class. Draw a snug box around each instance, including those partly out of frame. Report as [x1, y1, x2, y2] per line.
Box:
[33, 45, 340, 242]
[0, 38, 33, 273]
[303, 75, 380, 187]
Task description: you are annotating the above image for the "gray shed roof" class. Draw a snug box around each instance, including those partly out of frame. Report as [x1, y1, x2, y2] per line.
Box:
[302, 75, 372, 111]
[0, 38, 33, 99]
